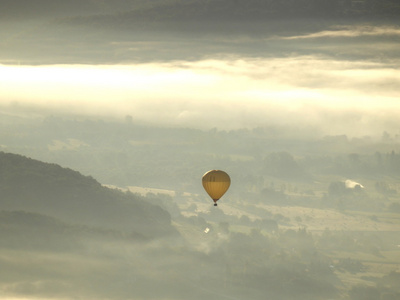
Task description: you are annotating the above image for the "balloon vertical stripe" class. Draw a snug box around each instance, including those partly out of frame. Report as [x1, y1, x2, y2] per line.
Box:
[202, 170, 230, 206]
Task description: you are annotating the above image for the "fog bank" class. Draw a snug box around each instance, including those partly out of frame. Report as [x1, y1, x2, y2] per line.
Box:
[1, 55, 399, 137]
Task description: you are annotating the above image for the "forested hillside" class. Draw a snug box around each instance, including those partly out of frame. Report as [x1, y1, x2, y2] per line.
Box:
[111, 0, 400, 22]
[2, 0, 398, 64]
[49, 0, 400, 34]
[2, 0, 399, 21]
[0, 151, 177, 238]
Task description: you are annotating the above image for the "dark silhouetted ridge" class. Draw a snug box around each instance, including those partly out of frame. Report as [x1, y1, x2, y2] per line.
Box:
[0, 151, 178, 239]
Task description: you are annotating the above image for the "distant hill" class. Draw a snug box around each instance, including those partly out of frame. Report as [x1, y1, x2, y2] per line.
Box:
[0, 0, 173, 20]
[49, 0, 400, 35]
[2, 0, 398, 64]
[0, 151, 178, 239]
[2, 0, 399, 22]
[115, 0, 400, 22]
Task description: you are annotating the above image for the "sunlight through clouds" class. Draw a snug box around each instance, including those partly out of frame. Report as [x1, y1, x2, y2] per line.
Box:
[1, 56, 400, 136]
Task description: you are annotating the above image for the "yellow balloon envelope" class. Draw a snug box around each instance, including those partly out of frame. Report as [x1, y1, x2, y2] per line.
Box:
[202, 170, 231, 206]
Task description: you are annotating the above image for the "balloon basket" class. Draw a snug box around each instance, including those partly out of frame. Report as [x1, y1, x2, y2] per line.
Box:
[214, 203, 217, 206]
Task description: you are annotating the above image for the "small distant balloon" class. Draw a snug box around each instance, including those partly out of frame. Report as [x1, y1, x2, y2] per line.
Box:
[202, 170, 231, 206]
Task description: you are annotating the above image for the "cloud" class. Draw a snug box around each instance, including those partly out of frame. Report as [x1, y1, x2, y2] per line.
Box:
[281, 25, 400, 40]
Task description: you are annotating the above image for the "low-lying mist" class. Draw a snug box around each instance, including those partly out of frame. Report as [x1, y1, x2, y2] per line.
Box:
[1, 53, 399, 138]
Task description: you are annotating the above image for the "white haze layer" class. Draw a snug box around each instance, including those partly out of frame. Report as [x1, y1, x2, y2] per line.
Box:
[1, 55, 399, 137]
[282, 24, 400, 39]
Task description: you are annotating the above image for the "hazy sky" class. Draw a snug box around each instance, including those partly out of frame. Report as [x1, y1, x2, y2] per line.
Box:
[1, 25, 400, 138]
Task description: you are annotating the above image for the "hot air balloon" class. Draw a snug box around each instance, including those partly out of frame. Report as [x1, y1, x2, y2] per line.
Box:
[202, 170, 231, 206]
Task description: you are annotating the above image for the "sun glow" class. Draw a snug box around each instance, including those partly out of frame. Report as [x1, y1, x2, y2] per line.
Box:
[1, 57, 400, 135]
